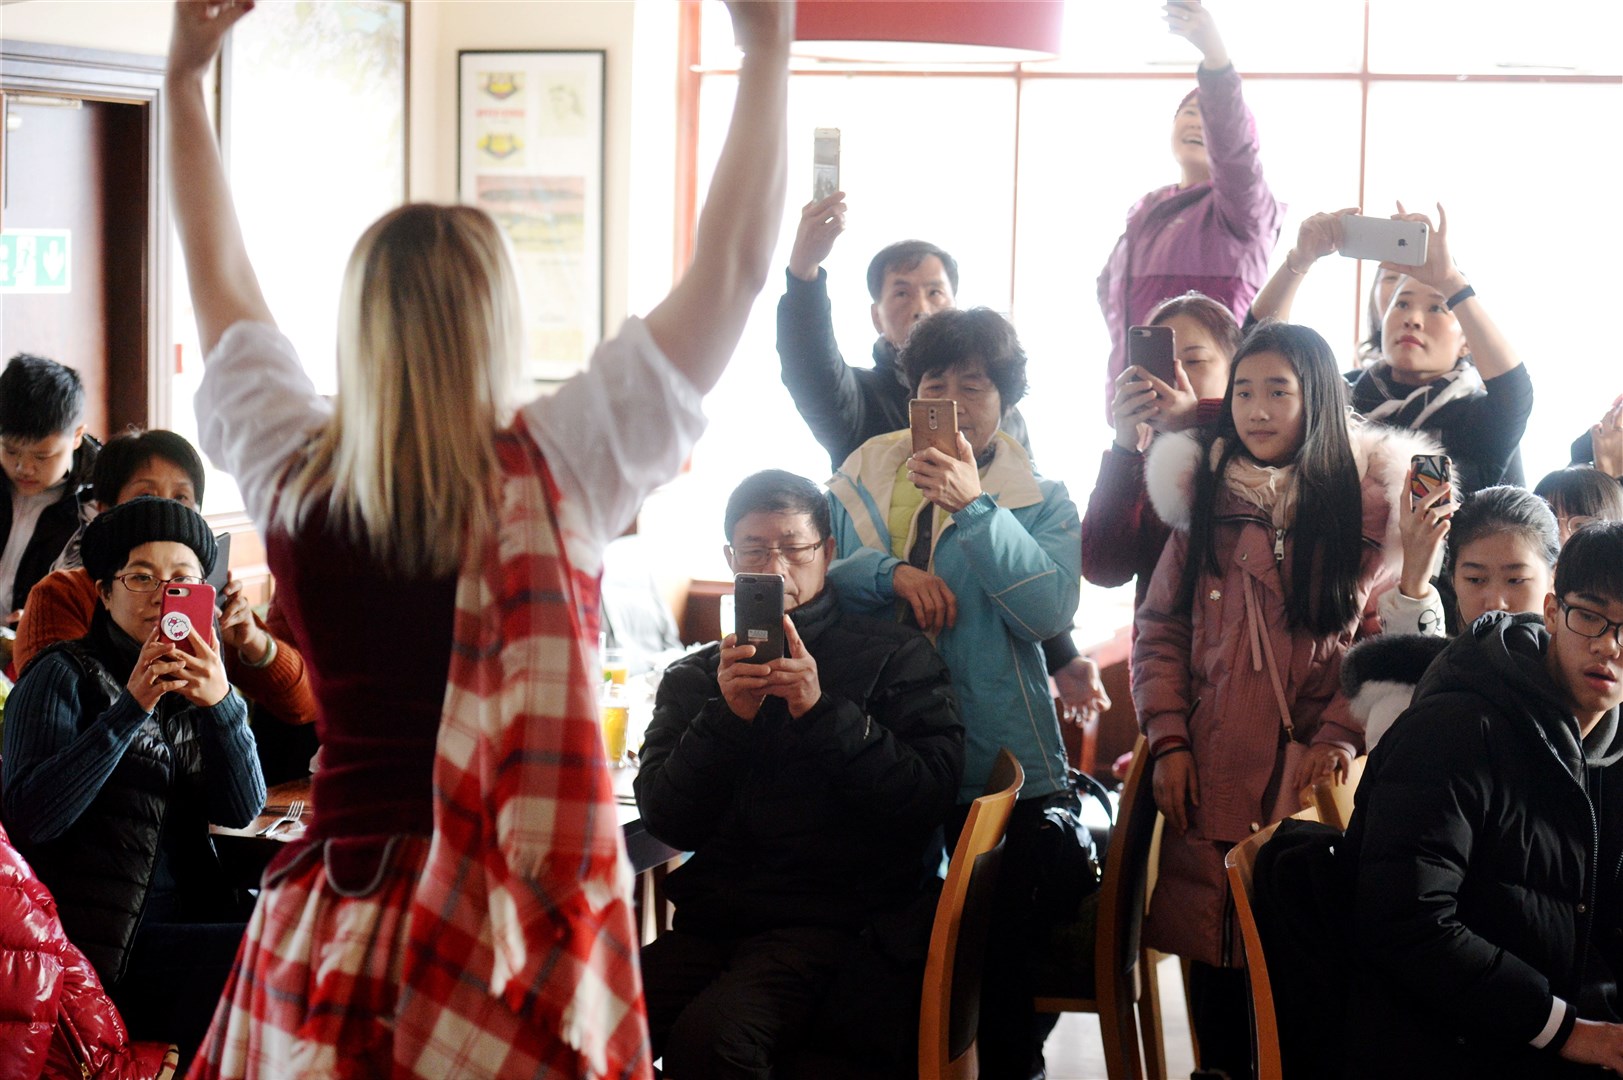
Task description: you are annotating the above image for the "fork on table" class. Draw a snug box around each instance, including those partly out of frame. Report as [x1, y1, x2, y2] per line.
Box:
[256, 798, 305, 838]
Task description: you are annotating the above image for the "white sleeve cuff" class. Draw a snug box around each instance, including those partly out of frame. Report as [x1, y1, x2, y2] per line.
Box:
[1530, 997, 1568, 1049]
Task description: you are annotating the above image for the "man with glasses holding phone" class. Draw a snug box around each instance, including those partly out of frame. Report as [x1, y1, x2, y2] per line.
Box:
[1345, 520, 1623, 1077]
[635, 469, 963, 1078]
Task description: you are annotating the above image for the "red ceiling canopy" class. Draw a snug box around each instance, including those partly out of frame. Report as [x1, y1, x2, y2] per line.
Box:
[793, 1, 1065, 63]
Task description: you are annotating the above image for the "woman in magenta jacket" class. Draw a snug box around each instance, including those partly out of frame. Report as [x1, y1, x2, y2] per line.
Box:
[1096, 2, 1283, 420]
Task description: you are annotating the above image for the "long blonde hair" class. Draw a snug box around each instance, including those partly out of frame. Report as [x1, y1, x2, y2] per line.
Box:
[275, 204, 524, 577]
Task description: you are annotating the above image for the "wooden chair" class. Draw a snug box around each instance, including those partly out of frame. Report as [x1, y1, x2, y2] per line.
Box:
[1305, 755, 1366, 831]
[1032, 735, 1168, 1079]
[919, 748, 1024, 1080]
[1224, 806, 1321, 1080]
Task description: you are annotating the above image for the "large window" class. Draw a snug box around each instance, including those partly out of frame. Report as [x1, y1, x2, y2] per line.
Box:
[171, 0, 407, 519]
[662, 0, 1620, 590]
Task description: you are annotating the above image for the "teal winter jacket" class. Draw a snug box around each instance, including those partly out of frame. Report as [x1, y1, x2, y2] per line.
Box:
[827, 430, 1080, 802]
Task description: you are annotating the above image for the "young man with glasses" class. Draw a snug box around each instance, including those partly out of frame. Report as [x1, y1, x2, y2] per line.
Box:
[634, 469, 964, 1077]
[1346, 520, 1623, 1078]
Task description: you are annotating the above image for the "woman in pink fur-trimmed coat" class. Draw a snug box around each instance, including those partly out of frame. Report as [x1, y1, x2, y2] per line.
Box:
[1130, 321, 1440, 1077]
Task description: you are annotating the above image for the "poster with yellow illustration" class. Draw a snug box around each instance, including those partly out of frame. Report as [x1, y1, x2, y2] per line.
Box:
[459, 52, 604, 382]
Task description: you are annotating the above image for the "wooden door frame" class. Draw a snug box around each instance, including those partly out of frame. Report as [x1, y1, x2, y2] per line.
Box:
[0, 39, 171, 430]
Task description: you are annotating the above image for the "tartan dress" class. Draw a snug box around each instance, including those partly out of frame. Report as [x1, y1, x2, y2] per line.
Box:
[191, 427, 652, 1079]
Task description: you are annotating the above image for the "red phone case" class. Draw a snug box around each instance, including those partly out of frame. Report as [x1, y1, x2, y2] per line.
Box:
[159, 583, 216, 655]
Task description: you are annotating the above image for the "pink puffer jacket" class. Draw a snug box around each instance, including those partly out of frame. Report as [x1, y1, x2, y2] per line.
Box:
[0, 818, 175, 1080]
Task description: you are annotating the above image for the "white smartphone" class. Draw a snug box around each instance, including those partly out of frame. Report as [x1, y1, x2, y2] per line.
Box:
[1338, 214, 1428, 267]
[813, 127, 840, 201]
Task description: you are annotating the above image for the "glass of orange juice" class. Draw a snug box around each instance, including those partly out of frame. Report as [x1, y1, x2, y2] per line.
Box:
[600, 686, 629, 766]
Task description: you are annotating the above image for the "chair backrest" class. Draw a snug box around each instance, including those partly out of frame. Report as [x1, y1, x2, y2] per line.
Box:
[1306, 755, 1366, 831]
[1225, 806, 1320, 1080]
[1093, 736, 1156, 1003]
[919, 748, 1024, 1080]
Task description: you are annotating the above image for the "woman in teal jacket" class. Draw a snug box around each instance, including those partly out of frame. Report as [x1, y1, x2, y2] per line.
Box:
[825, 306, 1081, 1078]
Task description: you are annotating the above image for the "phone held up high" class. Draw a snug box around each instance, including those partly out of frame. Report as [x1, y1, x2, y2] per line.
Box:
[733, 573, 785, 664]
[813, 127, 840, 201]
[910, 398, 959, 459]
[160, 581, 217, 657]
[1339, 214, 1428, 267]
[1127, 324, 1177, 386]
[1409, 453, 1452, 511]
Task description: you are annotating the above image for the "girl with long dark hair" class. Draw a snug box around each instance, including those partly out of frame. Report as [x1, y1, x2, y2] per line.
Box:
[1132, 321, 1438, 1078]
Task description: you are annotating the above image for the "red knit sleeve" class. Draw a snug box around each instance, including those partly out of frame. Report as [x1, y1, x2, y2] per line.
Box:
[13, 569, 98, 675]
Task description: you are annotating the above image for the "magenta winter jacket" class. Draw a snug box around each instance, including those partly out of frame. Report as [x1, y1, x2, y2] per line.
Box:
[0, 819, 174, 1080]
[1096, 62, 1283, 420]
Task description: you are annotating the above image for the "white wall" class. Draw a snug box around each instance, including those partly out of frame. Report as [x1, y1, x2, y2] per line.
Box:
[417, 0, 678, 329]
[2, 0, 680, 335]
[0, 0, 174, 57]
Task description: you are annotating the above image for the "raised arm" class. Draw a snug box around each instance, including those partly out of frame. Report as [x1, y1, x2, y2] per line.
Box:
[1384, 203, 1522, 381]
[1248, 208, 1359, 323]
[165, 0, 275, 355]
[644, 1, 792, 392]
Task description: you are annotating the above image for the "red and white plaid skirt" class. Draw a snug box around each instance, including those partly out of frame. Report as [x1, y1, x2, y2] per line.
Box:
[189, 836, 583, 1079]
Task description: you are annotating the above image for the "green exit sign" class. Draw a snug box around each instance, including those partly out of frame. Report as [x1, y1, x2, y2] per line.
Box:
[0, 230, 73, 293]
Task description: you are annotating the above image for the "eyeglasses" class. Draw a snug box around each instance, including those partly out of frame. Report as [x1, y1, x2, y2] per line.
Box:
[113, 573, 205, 594]
[1560, 600, 1623, 647]
[726, 542, 824, 571]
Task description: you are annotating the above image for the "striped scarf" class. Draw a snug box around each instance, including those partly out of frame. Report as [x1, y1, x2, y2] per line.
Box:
[403, 425, 651, 1078]
[1351, 358, 1485, 430]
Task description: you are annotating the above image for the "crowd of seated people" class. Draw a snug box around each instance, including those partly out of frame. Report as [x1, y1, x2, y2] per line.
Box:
[0, 1, 1619, 1078]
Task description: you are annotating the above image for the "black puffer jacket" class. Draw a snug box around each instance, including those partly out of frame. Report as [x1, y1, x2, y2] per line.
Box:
[635, 588, 963, 936]
[775, 268, 1031, 470]
[0, 434, 98, 612]
[1344, 612, 1623, 1079]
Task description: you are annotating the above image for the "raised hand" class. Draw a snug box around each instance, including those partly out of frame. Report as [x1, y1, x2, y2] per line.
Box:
[907, 433, 981, 513]
[1591, 395, 1623, 479]
[1398, 473, 1453, 600]
[168, 0, 255, 82]
[1287, 207, 1360, 275]
[725, 0, 795, 55]
[717, 632, 772, 722]
[765, 616, 822, 718]
[218, 575, 272, 664]
[1382, 202, 1467, 297]
[1111, 366, 1158, 451]
[1164, 2, 1229, 69]
[788, 192, 847, 281]
[127, 628, 187, 713]
[167, 629, 233, 709]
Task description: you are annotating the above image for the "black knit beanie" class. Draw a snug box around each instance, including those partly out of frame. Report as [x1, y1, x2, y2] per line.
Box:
[80, 496, 218, 583]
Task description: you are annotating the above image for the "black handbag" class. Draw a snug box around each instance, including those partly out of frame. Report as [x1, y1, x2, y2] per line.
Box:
[1021, 769, 1109, 922]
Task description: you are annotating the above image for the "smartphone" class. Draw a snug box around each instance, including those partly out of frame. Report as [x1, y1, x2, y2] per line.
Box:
[813, 127, 840, 201]
[1127, 324, 1177, 386]
[1409, 453, 1452, 510]
[160, 582, 217, 656]
[909, 398, 959, 459]
[206, 531, 232, 611]
[1339, 214, 1428, 267]
[732, 573, 785, 664]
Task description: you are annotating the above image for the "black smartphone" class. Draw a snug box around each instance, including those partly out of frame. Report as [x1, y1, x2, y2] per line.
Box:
[1128, 324, 1177, 386]
[733, 573, 785, 664]
[206, 531, 232, 610]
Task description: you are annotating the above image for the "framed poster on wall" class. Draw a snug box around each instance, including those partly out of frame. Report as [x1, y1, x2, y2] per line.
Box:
[458, 49, 605, 383]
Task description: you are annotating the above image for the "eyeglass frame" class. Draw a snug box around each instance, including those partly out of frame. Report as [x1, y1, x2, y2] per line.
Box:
[725, 541, 827, 571]
[1559, 599, 1623, 647]
[111, 572, 207, 595]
